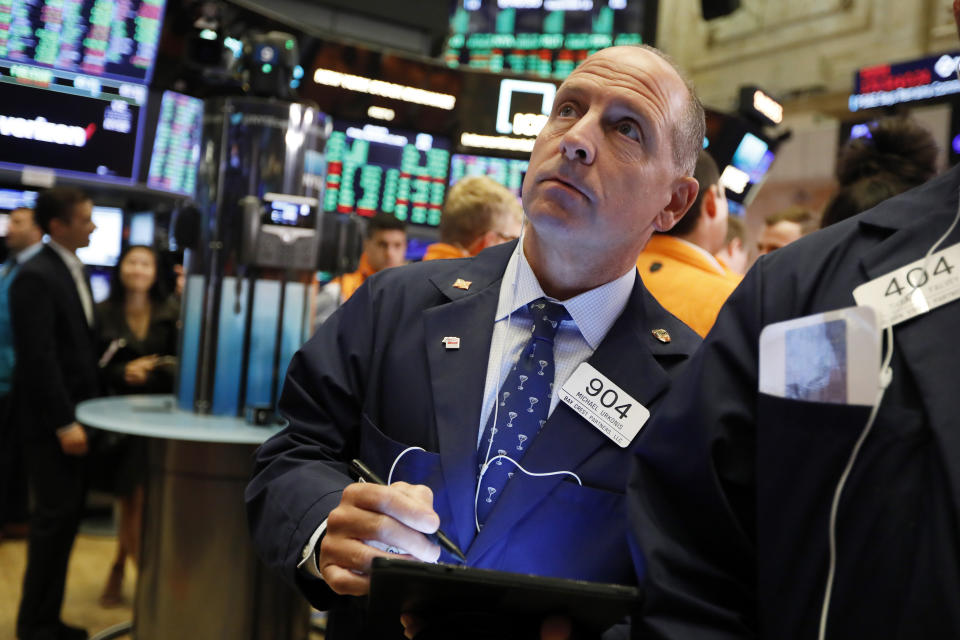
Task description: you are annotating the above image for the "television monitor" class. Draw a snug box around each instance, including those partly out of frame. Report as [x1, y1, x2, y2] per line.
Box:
[0, 188, 38, 212]
[128, 211, 155, 246]
[77, 206, 123, 267]
[704, 109, 778, 205]
[449, 153, 529, 197]
[89, 269, 112, 304]
[445, 0, 652, 79]
[0, 79, 145, 183]
[146, 91, 204, 196]
[322, 121, 452, 227]
[0, 0, 167, 84]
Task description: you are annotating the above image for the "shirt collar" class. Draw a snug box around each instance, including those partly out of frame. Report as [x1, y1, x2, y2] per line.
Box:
[48, 240, 84, 271]
[671, 236, 728, 275]
[15, 241, 43, 265]
[495, 242, 637, 350]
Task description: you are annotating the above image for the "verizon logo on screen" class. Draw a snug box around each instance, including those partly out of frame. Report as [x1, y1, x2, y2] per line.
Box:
[0, 115, 95, 147]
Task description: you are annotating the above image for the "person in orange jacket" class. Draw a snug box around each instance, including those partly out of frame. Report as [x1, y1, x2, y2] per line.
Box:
[315, 214, 407, 324]
[637, 150, 742, 337]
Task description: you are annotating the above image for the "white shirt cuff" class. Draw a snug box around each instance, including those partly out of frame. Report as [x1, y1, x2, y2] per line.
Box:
[297, 519, 328, 579]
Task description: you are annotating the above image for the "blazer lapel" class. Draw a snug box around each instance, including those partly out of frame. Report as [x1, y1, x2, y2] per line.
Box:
[467, 277, 694, 562]
[423, 242, 515, 550]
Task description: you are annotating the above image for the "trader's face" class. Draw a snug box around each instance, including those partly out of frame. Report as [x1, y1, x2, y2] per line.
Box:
[51, 199, 95, 252]
[120, 246, 158, 295]
[521, 47, 696, 258]
[757, 220, 803, 255]
[366, 229, 407, 272]
[5, 208, 40, 253]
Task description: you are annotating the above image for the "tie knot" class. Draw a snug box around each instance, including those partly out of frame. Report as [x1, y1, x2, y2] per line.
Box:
[527, 298, 569, 339]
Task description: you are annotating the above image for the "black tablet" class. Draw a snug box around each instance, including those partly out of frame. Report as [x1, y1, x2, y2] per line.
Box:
[367, 558, 641, 639]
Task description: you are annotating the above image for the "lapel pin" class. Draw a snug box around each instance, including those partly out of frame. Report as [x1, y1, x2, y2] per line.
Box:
[453, 278, 472, 290]
[651, 328, 671, 343]
[442, 336, 461, 350]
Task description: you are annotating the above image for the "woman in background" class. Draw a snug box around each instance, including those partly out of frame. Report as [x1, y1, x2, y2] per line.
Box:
[95, 245, 179, 606]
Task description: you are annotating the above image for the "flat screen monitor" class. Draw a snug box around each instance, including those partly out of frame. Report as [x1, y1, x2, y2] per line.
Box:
[128, 211, 155, 246]
[89, 269, 112, 303]
[449, 153, 529, 197]
[322, 121, 452, 227]
[0, 0, 167, 84]
[0, 79, 145, 183]
[704, 109, 777, 205]
[146, 91, 204, 196]
[77, 206, 123, 267]
[0, 188, 38, 212]
[445, 0, 651, 79]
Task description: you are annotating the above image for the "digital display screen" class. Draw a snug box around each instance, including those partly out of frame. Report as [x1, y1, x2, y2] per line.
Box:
[445, 0, 649, 79]
[0, 79, 143, 182]
[128, 211, 154, 245]
[266, 200, 316, 227]
[0, 0, 166, 84]
[77, 205, 122, 266]
[731, 132, 774, 183]
[89, 268, 111, 303]
[450, 153, 529, 197]
[0, 188, 38, 211]
[146, 91, 203, 196]
[323, 121, 451, 227]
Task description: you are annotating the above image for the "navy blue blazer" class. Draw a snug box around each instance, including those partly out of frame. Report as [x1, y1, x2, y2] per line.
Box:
[10, 245, 99, 439]
[246, 240, 700, 615]
[629, 165, 960, 640]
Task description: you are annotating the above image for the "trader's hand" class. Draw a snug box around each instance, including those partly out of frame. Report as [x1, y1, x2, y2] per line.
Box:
[57, 422, 88, 456]
[124, 355, 159, 385]
[318, 481, 441, 596]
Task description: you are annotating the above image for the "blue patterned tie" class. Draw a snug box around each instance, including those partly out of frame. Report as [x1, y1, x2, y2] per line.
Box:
[476, 297, 570, 525]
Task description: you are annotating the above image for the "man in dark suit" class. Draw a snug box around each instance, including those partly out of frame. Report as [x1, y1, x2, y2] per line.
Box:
[247, 44, 704, 639]
[11, 187, 99, 640]
[627, 10, 960, 633]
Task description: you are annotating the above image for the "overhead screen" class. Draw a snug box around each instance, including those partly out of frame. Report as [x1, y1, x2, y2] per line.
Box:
[0, 0, 167, 84]
[445, 0, 650, 79]
[0, 76, 145, 182]
[147, 91, 204, 196]
[323, 121, 451, 227]
[450, 153, 528, 197]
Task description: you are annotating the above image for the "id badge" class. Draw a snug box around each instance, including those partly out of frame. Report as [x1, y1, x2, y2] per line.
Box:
[758, 306, 880, 406]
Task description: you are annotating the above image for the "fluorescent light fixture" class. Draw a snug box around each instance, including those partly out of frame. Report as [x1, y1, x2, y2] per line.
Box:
[497, 79, 556, 135]
[312, 68, 456, 110]
[752, 90, 783, 125]
[461, 133, 536, 152]
[367, 106, 396, 121]
[720, 165, 750, 195]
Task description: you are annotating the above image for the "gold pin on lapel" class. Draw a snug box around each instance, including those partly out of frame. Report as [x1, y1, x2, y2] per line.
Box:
[651, 328, 671, 343]
[453, 278, 472, 290]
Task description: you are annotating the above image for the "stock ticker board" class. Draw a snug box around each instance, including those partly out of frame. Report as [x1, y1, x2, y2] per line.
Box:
[147, 90, 204, 196]
[322, 124, 451, 227]
[444, 1, 647, 79]
[0, 0, 166, 84]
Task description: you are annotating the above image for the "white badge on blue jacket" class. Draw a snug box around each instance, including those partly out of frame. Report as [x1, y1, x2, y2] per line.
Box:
[559, 363, 650, 447]
[852, 242, 960, 329]
[759, 306, 880, 406]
